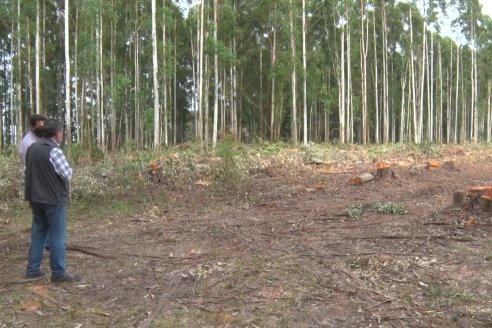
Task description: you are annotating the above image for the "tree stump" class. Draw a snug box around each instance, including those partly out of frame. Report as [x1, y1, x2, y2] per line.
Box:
[453, 192, 466, 208]
[481, 196, 492, 213]
[376, 167, 395, 178]
[147, 160, 163, 183]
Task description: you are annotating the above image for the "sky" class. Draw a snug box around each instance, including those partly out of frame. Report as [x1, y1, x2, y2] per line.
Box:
[479, 0, 492, 18]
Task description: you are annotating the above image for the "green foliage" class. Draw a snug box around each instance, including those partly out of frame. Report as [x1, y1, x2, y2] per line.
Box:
[162, 149, 203, 187]
[213, 136, 245, 186]
[373, 202, 408, 215]
[0, 156, 21, 206]
[253, 140, 289, 155]
[346, 204, 363, 220]
[423, 283, 475, 307]
[418, 141, 441, 156]
[90, 145, 105, 162]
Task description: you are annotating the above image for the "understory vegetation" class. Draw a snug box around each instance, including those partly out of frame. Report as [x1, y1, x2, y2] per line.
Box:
[1, 142, 490, 220]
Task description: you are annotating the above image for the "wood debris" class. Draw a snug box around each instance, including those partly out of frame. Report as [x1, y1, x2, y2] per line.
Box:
[349, 173, 375, 185]
[427, 160, 440, 169]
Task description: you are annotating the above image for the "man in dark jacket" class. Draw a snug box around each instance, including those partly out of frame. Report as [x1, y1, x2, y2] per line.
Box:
[25, 118, 80, 283]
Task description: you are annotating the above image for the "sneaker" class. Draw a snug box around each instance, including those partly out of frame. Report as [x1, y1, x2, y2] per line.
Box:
[51, 272, 80, 283]
[26, 271, 46, 279]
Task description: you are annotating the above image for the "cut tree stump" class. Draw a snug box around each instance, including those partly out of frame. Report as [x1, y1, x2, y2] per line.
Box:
[453, 192, 466, 208]
[147, 160, 164, 183]
[481, 196, 492, 212]
[375, 161, 390, 178]
[466, 186, 492, 212]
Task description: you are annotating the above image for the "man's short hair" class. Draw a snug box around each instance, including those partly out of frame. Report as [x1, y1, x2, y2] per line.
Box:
[42, 118, 62, 138]
[29, 114, 47, 127]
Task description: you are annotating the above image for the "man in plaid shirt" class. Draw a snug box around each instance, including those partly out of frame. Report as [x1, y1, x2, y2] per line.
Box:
[24, 118, 80, 283]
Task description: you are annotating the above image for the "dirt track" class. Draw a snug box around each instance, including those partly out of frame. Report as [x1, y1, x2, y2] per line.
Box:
[1, 151, 492, 327]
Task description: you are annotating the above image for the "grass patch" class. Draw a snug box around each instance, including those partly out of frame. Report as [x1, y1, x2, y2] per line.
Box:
[346, 204, 363, 220]
[423, 283, 475, 308]
[372, 202, 408, 215]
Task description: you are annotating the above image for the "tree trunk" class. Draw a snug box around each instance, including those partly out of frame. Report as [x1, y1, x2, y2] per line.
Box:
[198, 1, 205, 144]
[409, 8, 418, 144]
[151, 0, 160, 148]
[35, 0, 41, 114]
[302, 0, 307, 145]
[74, 3, 80, 146]
[110, 0, 116, 151]
[289, 0, 298, 145]
[360, 0, 368, 144]
[64, 0, 72, 159]
[270, 1, 277, 141]
[382, 0, 389, 144]
[372, 11, 379, 143]
[488, 79, 491, 142]
[26, 19, 34, 116]
[213, 0, 219, 148]
[16, 0, 23, 140]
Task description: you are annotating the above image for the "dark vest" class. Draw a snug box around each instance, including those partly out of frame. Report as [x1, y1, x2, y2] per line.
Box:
[24, 138, 69, 205]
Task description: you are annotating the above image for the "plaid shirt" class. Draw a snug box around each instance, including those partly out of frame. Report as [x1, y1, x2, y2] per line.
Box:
[49, 147, 73, 181]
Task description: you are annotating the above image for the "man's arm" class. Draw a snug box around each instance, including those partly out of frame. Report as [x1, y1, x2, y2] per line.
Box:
[49, 147, 73, 181]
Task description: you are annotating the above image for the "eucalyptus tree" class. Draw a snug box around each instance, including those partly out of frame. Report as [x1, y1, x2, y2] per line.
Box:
[289, 0, 298, 145]
[151, 0, 160, 148]
[64, 0, 71, 156]
[360, 0, 369, 144]
[452, 0, 483, 142]
[478, 17, 492, 142]
[35, 0, 41, 114]
[302, 0, 307, 145]
[212, 0, 218, 148]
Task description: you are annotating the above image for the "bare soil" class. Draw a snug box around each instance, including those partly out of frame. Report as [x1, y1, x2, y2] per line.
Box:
[1, 150, 492, 328]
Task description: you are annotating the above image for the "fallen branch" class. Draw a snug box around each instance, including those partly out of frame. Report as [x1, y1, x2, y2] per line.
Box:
[342, 234, 473, 242]
[67, 245, 116, 259]
[2, 276, 47, 285]
[0, 259, 8, 271]
[423, 222, 454, 226]
[139, 274, 182, 328]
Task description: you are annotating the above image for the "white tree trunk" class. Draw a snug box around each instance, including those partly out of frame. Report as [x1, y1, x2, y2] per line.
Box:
[454, 46, 460, 143]
[35, 0, 41, 114]
[382, 2, 389, 144]
[302, 0, 307, 145]
[65, 0, 71, 151]
[409, 8, 418, 143]
[360, 0, 368, 144]
[372, 12, 379, 143]
[198, 1, 204, 144]
[16, 0, 23, 140]
[487, 79, 491, 142]
[270, 2, 277, 141]
[151, 0, 160, 148]
[213, 0, 219, 148]
[290, 0, 297, 145]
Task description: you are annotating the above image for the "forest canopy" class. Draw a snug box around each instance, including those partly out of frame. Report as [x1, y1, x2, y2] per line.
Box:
[0, 0, 491, 153]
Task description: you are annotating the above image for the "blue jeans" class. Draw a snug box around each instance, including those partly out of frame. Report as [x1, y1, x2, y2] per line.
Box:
[27, 202, 67, 278]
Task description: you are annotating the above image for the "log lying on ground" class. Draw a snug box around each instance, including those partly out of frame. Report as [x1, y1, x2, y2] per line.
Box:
[349, 172, 375, 185]
[427, 160, 440, 169]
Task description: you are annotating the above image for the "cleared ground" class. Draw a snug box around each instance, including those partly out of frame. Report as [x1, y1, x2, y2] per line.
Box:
[1, 146, 491, 327]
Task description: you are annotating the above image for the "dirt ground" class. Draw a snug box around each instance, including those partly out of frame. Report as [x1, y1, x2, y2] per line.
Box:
[1, 149, 492, 328]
